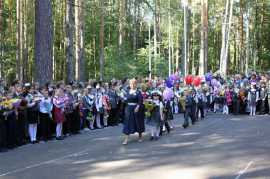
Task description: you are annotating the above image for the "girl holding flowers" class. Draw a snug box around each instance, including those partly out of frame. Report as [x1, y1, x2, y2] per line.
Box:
[146, 91, 164, 141]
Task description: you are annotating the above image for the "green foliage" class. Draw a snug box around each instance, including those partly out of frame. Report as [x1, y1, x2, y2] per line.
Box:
[1, 0, 270, 84]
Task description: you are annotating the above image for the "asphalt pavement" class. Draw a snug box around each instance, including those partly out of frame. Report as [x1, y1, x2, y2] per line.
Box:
[0, 113, 269, 179]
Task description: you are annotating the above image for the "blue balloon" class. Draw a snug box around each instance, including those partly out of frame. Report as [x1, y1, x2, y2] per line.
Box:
[205, 73, 212, 82]
[166, 79, 173, 88]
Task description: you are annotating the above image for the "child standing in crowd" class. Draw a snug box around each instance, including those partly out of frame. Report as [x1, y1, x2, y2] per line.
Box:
[26, 84, 40, 144]
[95, 83, 104, 129]
[259, 82, 267, 115]
[213, 87, 221, 113]
[248, 83, 259, 116]
[196, 88, 206, 119]
[0, 72, 269, 152]
[160, 97, 172, 136]
[82, 87, 95, 130]
[147, 91, 164, 141]
[53, 88, 66, 140]
[223, 86, 232, 115]
[39, 88, 53, 142]
[64, 85, 75, 136]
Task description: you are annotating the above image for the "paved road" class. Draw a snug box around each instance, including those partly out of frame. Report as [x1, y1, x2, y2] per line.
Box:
[0, 113, 270, 179]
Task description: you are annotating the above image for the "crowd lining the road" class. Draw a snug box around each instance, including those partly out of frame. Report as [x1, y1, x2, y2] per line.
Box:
[0, 71, 270, 150]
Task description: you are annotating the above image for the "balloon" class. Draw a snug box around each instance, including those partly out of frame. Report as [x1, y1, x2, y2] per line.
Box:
[205, 73, 212, 82]
[169, 74, 179, 81]
[211, 78, 221, 88]
[193, 76, 201, 87]
[185, 75, 194, 85]
[165, 79, 173, 88]
[163, 87, 174, 100]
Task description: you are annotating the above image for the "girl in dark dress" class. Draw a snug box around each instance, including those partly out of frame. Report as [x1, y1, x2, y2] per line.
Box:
[26, 87, 40, 144]
[122, 79, 145, 145]
[147, 91, 164, 140]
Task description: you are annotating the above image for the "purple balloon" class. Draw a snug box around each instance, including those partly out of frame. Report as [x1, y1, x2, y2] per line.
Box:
[205, 73, 213, 82]
[169, 74, 179, 81]
[211, 79, 221, 87]
[163, 87, 174, 100]
[165, 79, 174, 88]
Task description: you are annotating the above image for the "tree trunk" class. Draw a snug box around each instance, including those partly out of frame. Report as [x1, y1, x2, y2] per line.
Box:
[148, 22, 151, 79]
[132, 0, 138, 59]
[0, 0, 2, 32]
[75, 0, 85, 82]
[19, 0, 24, 82]
[16, 0, 21, 81]
[23, 0, 29, 82]
[0, 0, 3, 79]
[156, 0, 161, 43]
[220, 0, 233, 77]
[99, 0, 105, 81]
[183, 2, 189, 76]
[168, 0, 172, 76]
[153, 0, 157, 74]
[34, 0, 53, 86]
[118, 0, 125, 60]
[239, 0, 244, 73]
[191, 6, 195, 75]
[66, 0, 75, 83]
[199, 0, 208, 76]
[245, 8, 250, 75]
[175, 30, 180, 73]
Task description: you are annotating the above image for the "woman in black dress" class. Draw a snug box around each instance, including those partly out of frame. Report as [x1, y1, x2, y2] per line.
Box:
[122, 79, 145, 145]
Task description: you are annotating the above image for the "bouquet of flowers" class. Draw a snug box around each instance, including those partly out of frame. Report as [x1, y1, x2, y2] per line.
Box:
[86, 112, 94, 122]
[0, 98, 21, 110]
[143, 100, 155, 118]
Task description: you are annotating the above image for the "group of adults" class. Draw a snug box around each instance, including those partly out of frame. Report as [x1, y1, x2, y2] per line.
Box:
[0, 71, 270, 151]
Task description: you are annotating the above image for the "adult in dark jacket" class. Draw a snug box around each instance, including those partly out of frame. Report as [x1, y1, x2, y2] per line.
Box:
[122, 79, 145, 145]
[183, 90, 196, 129]
[107, 83, 119, 126]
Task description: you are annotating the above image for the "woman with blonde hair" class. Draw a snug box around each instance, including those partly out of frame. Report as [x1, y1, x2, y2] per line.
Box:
[122, 79, 145, 145]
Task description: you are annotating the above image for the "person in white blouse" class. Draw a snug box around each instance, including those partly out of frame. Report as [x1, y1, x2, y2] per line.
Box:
[248, 83, 259, 116]
[95, 83, 104, 129]
[39, 88, 53, 141]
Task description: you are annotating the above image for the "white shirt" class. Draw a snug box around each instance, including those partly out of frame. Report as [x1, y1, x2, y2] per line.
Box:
[39, 97, 53, 114]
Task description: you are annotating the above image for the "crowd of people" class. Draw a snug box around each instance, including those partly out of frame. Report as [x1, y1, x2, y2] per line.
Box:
[0, 71, 270, 150]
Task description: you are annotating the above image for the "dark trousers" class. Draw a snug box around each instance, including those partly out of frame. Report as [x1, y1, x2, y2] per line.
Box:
[0, 119, 7, 150]
[70, 110, 80, 133]
[108, 108, 118, 126]
[197, 105, 205, 119]
[16, 115, 26, 146]
[63, 113, 72, 135]
[233, 100, 240, 115]
[260, 100, 266, 114]
[159, 121, 170, 136]
[7, 112, 17, 148]
[39, 112, 51, 141]
[183, 108, 195, 128]
[81, 109, 89, 129]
